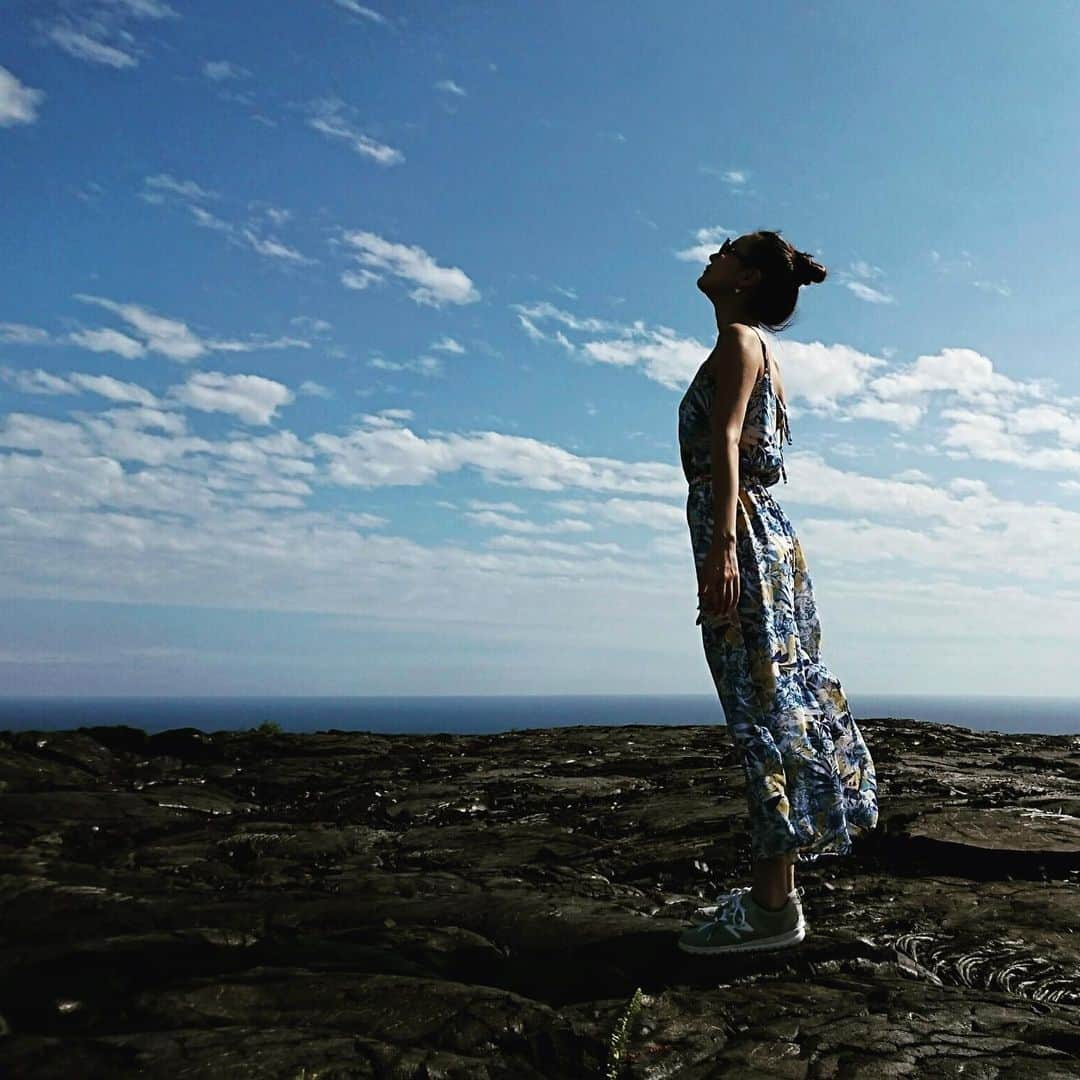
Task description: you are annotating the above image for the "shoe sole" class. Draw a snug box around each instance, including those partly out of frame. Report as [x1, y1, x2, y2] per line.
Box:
[678, 921, 807, 955]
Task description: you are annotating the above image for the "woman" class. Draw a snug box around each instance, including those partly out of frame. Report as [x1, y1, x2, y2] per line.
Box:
[676, 230, 879, 956]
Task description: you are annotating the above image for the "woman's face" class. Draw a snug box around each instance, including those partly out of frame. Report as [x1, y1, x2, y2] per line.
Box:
[697, 235, 760, 297]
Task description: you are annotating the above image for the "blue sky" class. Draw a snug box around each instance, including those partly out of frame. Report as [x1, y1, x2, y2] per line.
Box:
[2, 0, 1079, 698]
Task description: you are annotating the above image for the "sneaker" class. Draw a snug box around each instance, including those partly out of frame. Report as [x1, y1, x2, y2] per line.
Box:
[689, 884, 754, 925]
[690, 884, 804, 926]
[678, 889, 806, 955]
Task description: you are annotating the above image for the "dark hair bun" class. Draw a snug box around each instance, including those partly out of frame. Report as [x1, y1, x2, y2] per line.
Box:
[793, 250, 827, 286]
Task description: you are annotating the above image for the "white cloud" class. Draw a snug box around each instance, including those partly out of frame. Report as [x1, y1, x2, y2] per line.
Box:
[509, 301, 1080, 475]
[180, 334, 310, 354]
[290, 315, 331, 334]
[331, 0, 388, 24]
[673, 225, 735, 264]
[68, 294, 311, 363]
[580, 326, 708, 391]
[509, 300, 622, 354]
[0, 324, 53, 346]
[168, 371, 295, 425]
[849, 260, 885, 280]
[341, 268, 382, 291]
[0, 367, 73, 395]
[109, 0, 179, 18]
[515, 314, 546, 343]
[514, 302, 890, 404]
[230, 430, 314, 458]
[867, 347, 1034, 408]
[0, 407, 320, 527]
[972, 280, 1012, 297]
[72, 295, 208, 362]
[240, 228, 316, 264]
[369, 353, 445, 377]
[938, 408, 1080, 472]
[142, 173, 219, 201]
[846, 398, 923, 429]
[0, 413, 95, 457]
[67, 373, 160, 407]
[699, 168, 748, 187]
[140, 178, 317, 267]
[463, 509, 592, 534]
[435, 79, 466, 96]
[69, 415, 210, 466]
[305, 97, 404, 165]
[775, 338, 889, 412]
[41, 1, 178, 70]
[466, 498, 525, 514]
[930, 249, 976, 274]
[340, 230, 480, 307]
[67, 327, 147, 359]
[3, 388, 1080, 698]
[845, 281, 895, 304]
[73, 181, 105, 204]
[0, 66, 46, 127]
[187, 205, 233, 232]
[47, 25, 139, 68]
[0, 452, 126, 514]
[99, 405, 185, 434]
[311, 413, 686, 494]
[431, 337, 465, 354]
[202, 60, 250, 81]
[1011, 405, 1080, 445]
[260, 206, 293, 227]
[509, 302, 619, 335]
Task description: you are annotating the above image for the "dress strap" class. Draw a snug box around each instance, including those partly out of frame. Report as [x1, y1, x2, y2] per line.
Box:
[750, 325, 793, 484]
[749, 323, 770, 376]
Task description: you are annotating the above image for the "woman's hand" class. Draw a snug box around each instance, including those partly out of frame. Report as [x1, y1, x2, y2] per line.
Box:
[698, 536, 739, 621]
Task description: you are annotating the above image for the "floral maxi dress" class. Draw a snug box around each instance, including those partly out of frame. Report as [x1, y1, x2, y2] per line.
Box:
[678, 324, 879, 863]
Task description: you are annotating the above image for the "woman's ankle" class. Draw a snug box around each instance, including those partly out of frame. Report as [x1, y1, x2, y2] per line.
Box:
[749, 887, 789, 911]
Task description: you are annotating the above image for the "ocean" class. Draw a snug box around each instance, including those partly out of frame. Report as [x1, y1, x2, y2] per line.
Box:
[0, 694, 1077, 737]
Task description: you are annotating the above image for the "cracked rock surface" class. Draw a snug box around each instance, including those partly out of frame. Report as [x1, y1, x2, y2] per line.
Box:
[2, 717, 1080, 1077]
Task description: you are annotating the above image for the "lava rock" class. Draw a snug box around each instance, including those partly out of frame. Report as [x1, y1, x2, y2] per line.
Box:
[2, 717, 1080, 1077]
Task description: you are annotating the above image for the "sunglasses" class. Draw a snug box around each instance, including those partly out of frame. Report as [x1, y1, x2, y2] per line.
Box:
[719, 237, 749, 262]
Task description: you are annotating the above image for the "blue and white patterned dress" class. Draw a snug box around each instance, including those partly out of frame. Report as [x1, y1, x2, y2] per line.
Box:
[678, 324, 879, 863]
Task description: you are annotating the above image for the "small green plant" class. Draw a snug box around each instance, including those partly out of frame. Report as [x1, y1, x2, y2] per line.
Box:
[253, 720, 282, 736]
[604, 986, 645, 1079]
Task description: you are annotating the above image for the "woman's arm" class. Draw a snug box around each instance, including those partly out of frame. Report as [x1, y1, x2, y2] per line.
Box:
[708, 325, 761, 545]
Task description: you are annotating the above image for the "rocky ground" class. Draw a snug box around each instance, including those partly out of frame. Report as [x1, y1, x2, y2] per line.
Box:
[2, 715, 1080, 1078]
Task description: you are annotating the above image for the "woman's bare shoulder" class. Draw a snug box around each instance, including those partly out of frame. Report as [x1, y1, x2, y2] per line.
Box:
[705, 324, 765, 382]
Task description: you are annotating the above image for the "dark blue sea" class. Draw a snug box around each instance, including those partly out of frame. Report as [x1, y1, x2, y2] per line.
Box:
[0, 694, 1077, 737]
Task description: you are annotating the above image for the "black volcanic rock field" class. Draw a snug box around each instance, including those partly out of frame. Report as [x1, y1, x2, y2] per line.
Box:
[2, 716, 1080, 1077]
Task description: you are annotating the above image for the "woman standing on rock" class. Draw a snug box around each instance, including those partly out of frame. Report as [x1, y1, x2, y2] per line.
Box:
[676, 230, 879, 955]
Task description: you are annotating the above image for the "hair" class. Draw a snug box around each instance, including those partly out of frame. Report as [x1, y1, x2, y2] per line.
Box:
[741, 229, 827, 332]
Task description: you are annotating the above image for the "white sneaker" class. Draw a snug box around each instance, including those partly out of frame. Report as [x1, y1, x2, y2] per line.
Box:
[691, 884, 804, 926]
